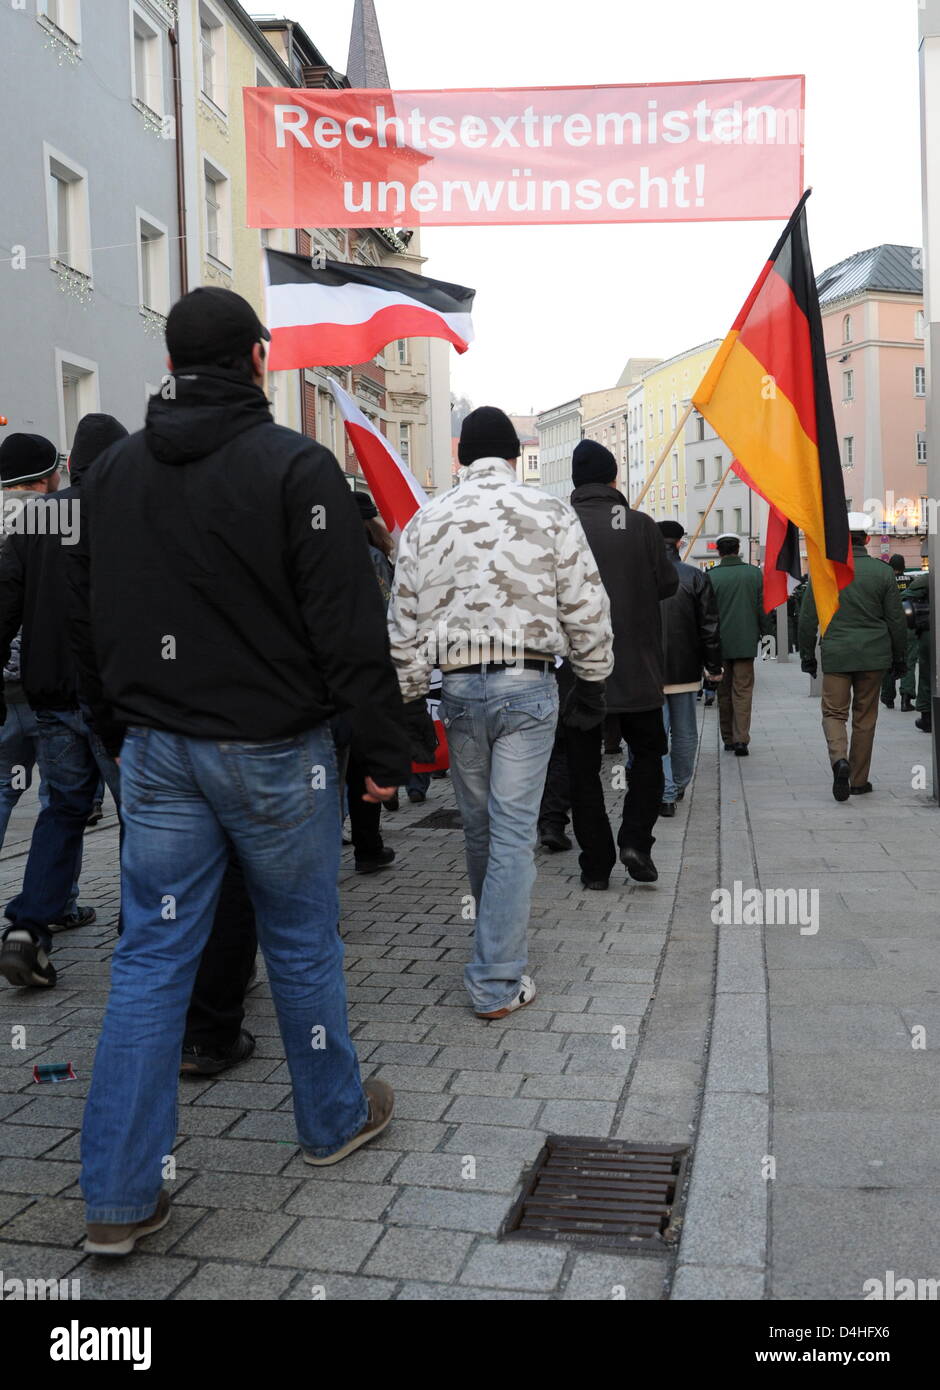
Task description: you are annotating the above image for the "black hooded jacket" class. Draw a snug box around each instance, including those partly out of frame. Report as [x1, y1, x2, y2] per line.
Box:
[569, 483, 679, 712]
[660, 545, 723, 685]
[0, 483, 84, 714]
[64, 369, 411, 784]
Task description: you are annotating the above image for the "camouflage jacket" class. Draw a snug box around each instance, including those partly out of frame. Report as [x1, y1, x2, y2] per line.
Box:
[387, 457, 614, 701]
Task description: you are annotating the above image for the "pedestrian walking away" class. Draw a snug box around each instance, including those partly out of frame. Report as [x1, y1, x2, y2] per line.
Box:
[563, 440, 678, 887]
[657, 521, 723, 815]
[798, 513, 908, 801]
[388, 407, 613, 1017]
[707, 532, 774, 756]
[66, 288, 412, 1255]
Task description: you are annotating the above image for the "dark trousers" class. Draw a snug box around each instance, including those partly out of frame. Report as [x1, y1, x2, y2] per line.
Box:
[346, 752, 383, 857]
[184, 853, 258, 1050]
[538, 732, 570, 834]
[562, 708, 668, 878]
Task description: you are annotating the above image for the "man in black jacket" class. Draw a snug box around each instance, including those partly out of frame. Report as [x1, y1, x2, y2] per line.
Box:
[0, 429, 120, 987]
[566, 441, 678, 886]
[69, 288, 412, 1256]
[657, 522, 723, 816]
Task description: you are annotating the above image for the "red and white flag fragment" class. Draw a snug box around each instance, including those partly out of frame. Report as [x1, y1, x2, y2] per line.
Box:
[327, 378, 426, 538]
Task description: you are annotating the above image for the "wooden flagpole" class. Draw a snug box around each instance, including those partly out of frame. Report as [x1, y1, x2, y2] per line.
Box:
[682, 459, 737, 560]
[633, 401, 695, 509]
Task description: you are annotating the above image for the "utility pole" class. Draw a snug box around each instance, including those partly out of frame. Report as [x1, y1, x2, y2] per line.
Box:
[919, 0, 940, 799]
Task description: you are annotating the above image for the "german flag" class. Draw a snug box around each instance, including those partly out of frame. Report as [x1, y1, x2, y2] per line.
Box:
[693, 192, 852, 631]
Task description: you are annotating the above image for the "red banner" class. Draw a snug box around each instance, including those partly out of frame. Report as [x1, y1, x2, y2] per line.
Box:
[245, 77, 804, 229]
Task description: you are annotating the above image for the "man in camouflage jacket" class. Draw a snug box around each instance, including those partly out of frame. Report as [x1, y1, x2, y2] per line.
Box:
[388, 407, 613, 1020]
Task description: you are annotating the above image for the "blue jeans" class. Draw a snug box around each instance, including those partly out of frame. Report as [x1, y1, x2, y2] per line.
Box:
[440, 668, 558, 1013]
[662, 692, 699, 803]
[3, 707, 112, 948]
[80, 725, 366, 1223]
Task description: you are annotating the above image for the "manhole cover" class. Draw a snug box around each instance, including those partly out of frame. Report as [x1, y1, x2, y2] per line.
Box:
[501, 1136, 688, 1251]
[413, 808, 464, 830]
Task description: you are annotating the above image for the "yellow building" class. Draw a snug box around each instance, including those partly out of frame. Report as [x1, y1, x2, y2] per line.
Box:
[637, 341, 721, 525]
[178, 0, 301, 428]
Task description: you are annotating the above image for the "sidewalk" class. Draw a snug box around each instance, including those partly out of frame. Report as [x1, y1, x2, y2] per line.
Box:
[0, 663, 936, 1300]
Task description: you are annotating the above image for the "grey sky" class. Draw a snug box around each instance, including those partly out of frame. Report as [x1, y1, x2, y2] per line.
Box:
[279, 0, 923, 414]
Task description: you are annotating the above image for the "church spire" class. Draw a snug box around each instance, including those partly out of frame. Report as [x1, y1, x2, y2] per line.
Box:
[346, 0, 390, 88]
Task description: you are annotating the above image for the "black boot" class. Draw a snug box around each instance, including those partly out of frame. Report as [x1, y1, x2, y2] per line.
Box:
[900, 694, 914, 712]
[915, 712, 932, 733]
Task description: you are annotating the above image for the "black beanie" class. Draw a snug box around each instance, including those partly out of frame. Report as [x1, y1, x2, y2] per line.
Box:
[0, 432, 58, 486]
[658, 520, 685, 540]
[458, 407, 520, 467]
[572, 438, 617, 487]
[68, 414, 129, 482]
[352, 490, 379, 521]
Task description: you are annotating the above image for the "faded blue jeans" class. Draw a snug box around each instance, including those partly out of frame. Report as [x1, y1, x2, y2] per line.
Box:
[81, 725, 366, 1224]
[662, 692, 699, 804]
[440, 668, 558, 1013]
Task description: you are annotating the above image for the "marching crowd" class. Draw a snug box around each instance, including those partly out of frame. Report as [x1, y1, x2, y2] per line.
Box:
[0, 286, 928, 1256]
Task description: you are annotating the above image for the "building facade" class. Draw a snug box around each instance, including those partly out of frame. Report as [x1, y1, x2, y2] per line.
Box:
[817, 244, 926, 564]
[0, 0, 184, 449]
[536, 398, 582, 497]
[509, 415, 540, 486]
[683, 411, 767, 568]
[636, 341, 721, 527]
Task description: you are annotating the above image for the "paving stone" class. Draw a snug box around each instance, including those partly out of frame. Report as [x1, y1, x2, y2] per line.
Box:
[0, 1240, 86, 1280]
[364, 1226, 473, 1282]
[0, 1196, 85, 1246]
[397, 1281, 542, 1300]
[194, 1080, 292, 1111]
[442, 1095, 542, 1127]
[388, 1152, 525, 1193]
[562, 1252, 668, 1300]
[368, 1065, 452, 1093]
[176, 1173, 302, 1212]
[172, 1137, 293, 1175]
[0, 1125, 72, 1159]
[283, 1181, 395, 1221]
[284, 1273, 398, 1300]
[269, 1217, 382, 1272]
[446, 1071, 522, 1098]
[443, 1125, 545, 1159]
[70, 1254, 198, 1300]
[176, 1209, 297, 1262]
[0, 1158, 79, 1194]
[537, 1100, 616, 1135]
[386, 1186, 508, 1234]
[174, 1262, 297, 1300]
[460, 1239, 567, 1292]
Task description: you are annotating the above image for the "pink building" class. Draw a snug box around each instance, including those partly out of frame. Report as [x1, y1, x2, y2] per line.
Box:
[818, 245, 926, 565]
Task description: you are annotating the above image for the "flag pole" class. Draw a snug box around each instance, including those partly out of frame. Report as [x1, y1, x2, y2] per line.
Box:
[682, 459, 737, 560]
[633, 402, 694, 508]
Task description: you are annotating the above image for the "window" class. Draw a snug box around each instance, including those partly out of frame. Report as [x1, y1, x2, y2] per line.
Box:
[56, 351, 98, 452]
[39, 0, 81, 43]
[648, 411, 653, 437]
[671, 451, 678, 483]
[842, 313, 852, 344]
[137, 212, 170, 315]
[843, 435, 854, 467]
[915, 365, 926, 397]
[658, 408, 664, 433]
[917, 433, 927, 464]
[916, 310, 926, 339]
[733, 508, 743, 533]
[696, 458, 705, 485]
[131, 6, 163, 115]
[671, 402, 678, 428]
[714, 456, 723, 482]
[199, 1, 225, 110]
[696, 414, 705, 441]
[397, 339, 409, 366]
[203, 157, 231, 265]
[399, 423, 411, 466]
[845, 498, 852, 511]
[45, 145, 91, 276]
[715, 510, 724, 533]
[319, 391, 335, 453]
[843, 369, 854, 402]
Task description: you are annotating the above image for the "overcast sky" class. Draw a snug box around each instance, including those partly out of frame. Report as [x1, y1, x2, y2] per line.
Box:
[280, 0, 924, 414]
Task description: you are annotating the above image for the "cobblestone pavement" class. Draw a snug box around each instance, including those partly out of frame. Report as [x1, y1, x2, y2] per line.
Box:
[0, 660, 937, 1300]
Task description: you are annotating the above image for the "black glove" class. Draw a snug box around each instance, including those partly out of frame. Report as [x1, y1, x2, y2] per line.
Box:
[562, 678, 606, 731]
[891, 659, 908, 679]
[401, 697, 438, 764]
[801, 658, 818, 680]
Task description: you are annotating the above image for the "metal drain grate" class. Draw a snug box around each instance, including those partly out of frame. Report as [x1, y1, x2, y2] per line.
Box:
[501, 1136, 688, 1251]
[412, 807, 464, 830]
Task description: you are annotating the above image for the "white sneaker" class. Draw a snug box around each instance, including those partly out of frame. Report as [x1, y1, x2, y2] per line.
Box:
[475, 975, 537, 1020]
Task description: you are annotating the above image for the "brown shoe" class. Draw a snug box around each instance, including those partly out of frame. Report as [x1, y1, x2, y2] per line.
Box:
[84, 1190, 171, 1257]
[303, 1079, 394, 1166]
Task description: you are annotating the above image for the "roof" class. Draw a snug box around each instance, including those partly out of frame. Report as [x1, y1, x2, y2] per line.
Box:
[816, 244, 923, 306]
[347, 0, 390, 87]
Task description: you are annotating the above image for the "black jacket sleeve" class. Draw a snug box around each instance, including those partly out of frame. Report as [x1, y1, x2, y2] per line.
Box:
[649, 520, 680, 601]
[63, 489, 126, 756]
[0, 537, 26, 687]
[693, 571, 722, 674]
[283, 448, 411, 787]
